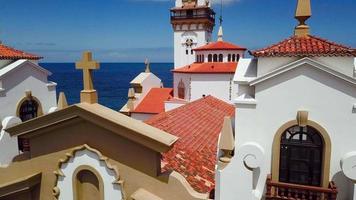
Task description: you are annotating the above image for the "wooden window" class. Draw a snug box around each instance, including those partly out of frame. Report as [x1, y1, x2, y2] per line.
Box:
[178, 80, 186, 99]
[19, 99, 39, 122]
[279, 126, 323, 186]
[213, 54, 218, 62]
[208, 54, 212, 62]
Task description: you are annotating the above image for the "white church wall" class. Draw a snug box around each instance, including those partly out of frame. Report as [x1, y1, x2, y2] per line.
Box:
[197, 50, 245, 63]
[257, 57, 297, 76]
[173, 73, 191, 100]
[0, 63, 57, 120]
[174, 31, 211, 68]
[190, 74, 234, 103]
[0, 117, 21, 167]
[218, 64, 356, 200]
[314, 57, 355, 78]
[0, 60, 12, 69]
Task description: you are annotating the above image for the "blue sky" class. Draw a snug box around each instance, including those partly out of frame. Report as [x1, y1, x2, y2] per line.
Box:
[0, 0, 355, 62]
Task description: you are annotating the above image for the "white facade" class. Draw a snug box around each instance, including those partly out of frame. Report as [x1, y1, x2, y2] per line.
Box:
[172, 0, 214, 68]
[216, 57, 356, 200]
[0, 60, 57, 121]
[0, 59, 57, 165]
[173, 72, 236, 103]
[174, 30, 212, 68]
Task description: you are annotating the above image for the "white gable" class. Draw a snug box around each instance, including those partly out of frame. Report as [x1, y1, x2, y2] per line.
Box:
[0, 59, 51, 80]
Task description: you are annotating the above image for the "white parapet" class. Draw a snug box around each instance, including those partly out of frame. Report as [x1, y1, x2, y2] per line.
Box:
[0, 116, 21, 167]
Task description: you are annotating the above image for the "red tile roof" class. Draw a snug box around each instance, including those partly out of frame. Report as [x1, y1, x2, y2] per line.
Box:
[172, 62, 237, 74]
[0, 44, 42, 60]
[194, 41, 246, 51]
[133, 88, 173, 114]
[252, 35, 356, 57]
[145, 96, 235, 193]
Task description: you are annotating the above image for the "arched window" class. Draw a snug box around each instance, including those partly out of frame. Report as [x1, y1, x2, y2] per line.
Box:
[202, 55, 205, 62]
[208, 54, 212, 62]
[19, 99, 39, 122]
[236, 54, 240, 62]
[196, 55, 199, 62]
[219, 54, 223, 62]
[76, 170, 101, 200]
[279, 126, 323, 186]
[228, 54, 231, 62]
[178, 80, 185, 99]
[232, 54, 236, 62]
[213, 54, 218, 62]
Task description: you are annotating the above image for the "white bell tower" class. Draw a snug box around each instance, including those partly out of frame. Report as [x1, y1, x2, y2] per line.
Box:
[171, 0, 215, 68]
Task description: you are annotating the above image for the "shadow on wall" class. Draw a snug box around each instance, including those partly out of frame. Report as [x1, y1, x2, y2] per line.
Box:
[332, 171, 354, 199]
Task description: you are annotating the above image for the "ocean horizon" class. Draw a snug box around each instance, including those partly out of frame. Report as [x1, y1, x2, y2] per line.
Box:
[41, 63, 174, 111]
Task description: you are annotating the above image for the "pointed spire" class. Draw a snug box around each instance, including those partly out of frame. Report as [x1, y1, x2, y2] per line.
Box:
[217, 25, 224, 42]
[217, 0, 224, 42]
[144, 58, 151, 73]
[219, 117, 235, 163]
[57, 92, 68, 110]
[294, 0, 312, 37]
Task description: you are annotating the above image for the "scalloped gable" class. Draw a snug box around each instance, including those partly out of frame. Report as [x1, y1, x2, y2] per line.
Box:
[6, 103, 178, 153]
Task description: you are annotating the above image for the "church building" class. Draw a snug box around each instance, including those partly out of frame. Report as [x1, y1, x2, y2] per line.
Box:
[0, 43, 57, 167]
[216, 0, 356, 199]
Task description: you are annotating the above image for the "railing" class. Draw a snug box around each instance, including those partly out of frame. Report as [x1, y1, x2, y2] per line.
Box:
[266, 175, 338, 200]
[170, 14, 215, 22]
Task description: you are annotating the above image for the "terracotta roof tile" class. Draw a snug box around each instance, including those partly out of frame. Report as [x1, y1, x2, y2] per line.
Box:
[145, 96, 235, 193]
[252, 35, 356, 57]
[0, 44, 42, 60]
[133, 88, 173, 114]
[172, 62, 237, 74]
[194, 41, 246, 51]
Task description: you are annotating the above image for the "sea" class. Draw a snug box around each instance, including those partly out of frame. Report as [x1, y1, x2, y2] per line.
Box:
[41, 63, 174, 111]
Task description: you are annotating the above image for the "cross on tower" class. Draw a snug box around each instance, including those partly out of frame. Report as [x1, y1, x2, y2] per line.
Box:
[76, 51, 100, 104]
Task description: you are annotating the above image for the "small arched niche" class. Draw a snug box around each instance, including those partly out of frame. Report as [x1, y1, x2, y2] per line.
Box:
[74, 167, 103, 200]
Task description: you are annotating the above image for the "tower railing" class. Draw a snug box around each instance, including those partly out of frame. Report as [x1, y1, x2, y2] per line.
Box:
[265, 175, 338, 200]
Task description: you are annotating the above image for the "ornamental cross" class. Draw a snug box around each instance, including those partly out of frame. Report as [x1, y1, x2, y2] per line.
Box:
[76, 51, 100, 91]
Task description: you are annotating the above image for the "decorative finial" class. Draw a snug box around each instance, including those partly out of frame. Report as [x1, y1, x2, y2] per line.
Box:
[217, 0, 224, 42]
[219, 117, 235, 163]
[294, 0, 312, 37]
[76, 51, 100, 104]
[218, 25, 224, 42]
[57, 92, 68, 110]
[127, 88, 136, 111]
[144, 58, 151, 73]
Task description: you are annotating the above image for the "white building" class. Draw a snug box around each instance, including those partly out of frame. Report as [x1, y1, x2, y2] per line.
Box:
[171, 0, 215, 68]
[120, 61, 173, 121]
[0, 43, 57, 166]
[216, 1, 356, 199]
[172, 26, 246, 103]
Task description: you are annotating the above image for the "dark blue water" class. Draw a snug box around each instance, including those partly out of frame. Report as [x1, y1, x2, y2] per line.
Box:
[41, 63, 173, 110]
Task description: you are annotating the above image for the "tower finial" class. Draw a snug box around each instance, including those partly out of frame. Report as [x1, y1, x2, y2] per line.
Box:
[144, 58, 151, 73]
[294, 0, 312, 37]
[217, 0, 224, 42]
